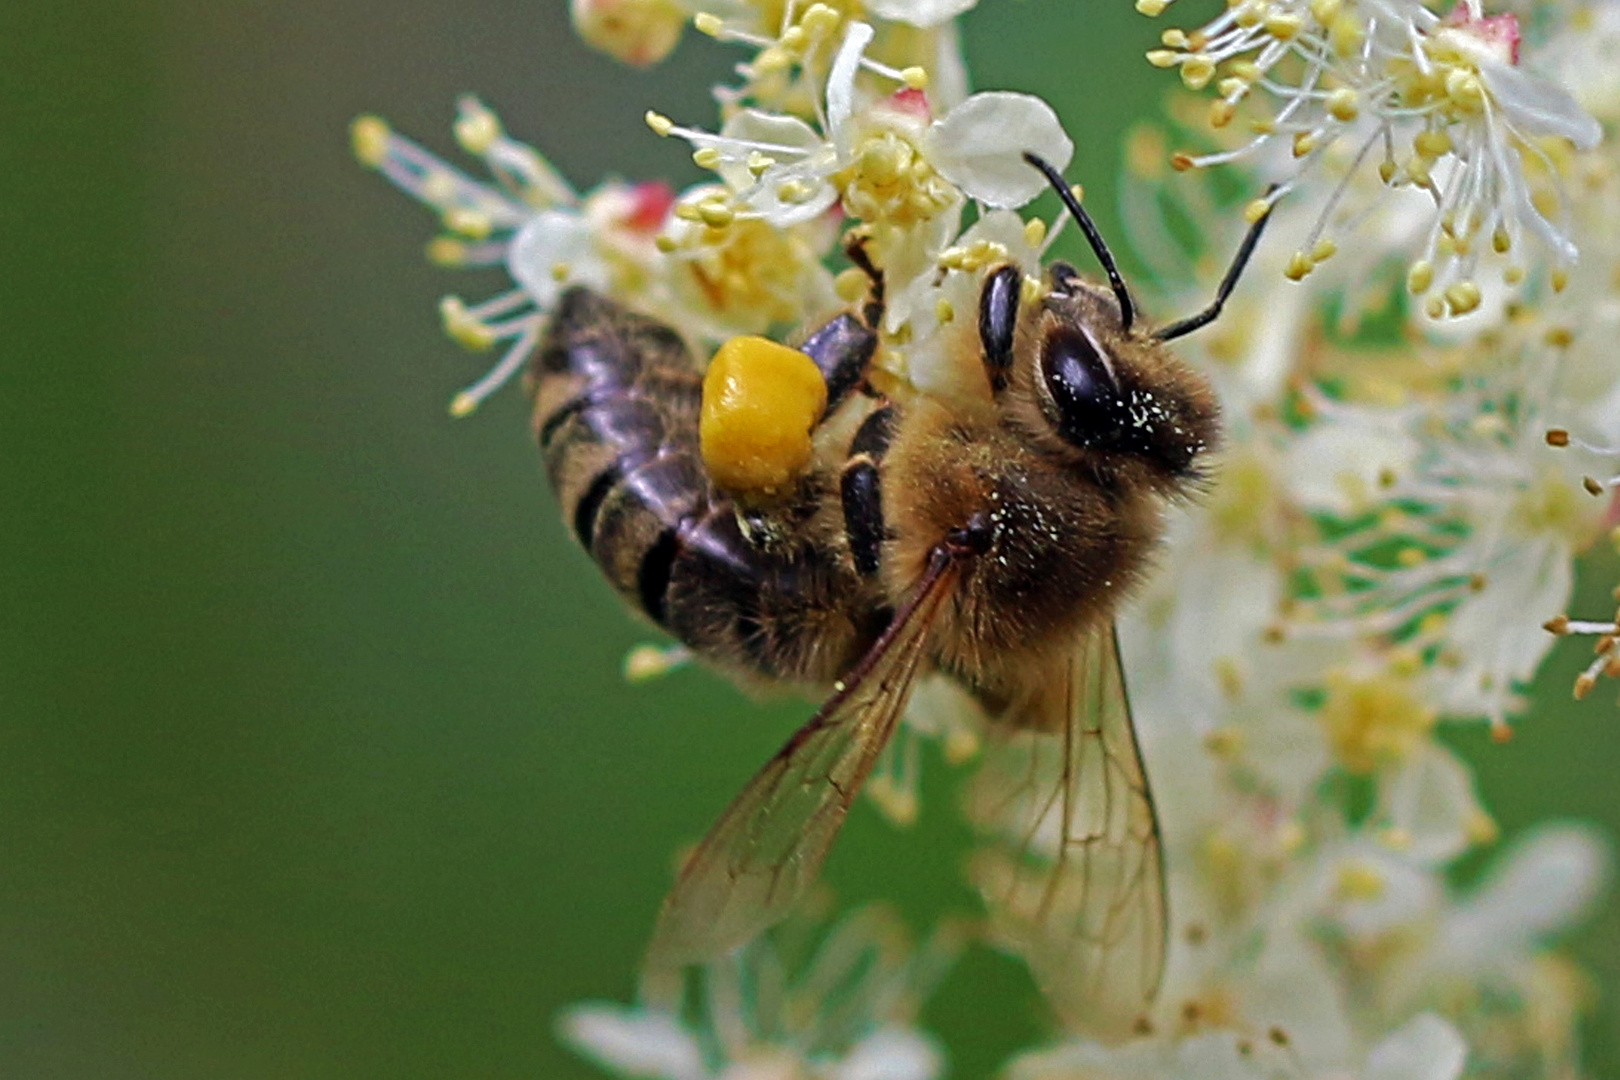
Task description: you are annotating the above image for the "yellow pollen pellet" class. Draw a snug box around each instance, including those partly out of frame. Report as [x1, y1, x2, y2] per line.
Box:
[701, 336, 828, 498]
[777, 179, 813, 203]
[645, 111, 674, 136]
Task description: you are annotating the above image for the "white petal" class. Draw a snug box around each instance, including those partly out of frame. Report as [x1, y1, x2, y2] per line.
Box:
[1363, 1014, 1467, 1080]
[715, 110, 827, 193]
[835, 1027, 945, 1080]
[507, 209, 607, 307]
[865, 0, 978, 26]
[1483, 60, 1604, 150]
[826, 21, 875, 148]
[1283, 417, 1417, 515]
[927, 93, 1074, 208]
[1444, 823, 1612, 956]
[1379, 743, 1485, 864]
[556, 1003, 707, 1080]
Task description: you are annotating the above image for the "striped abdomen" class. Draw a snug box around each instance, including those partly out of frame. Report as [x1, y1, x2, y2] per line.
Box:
[530, 288, 876, 686]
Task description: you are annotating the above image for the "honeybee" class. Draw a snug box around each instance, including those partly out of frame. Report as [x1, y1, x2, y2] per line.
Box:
[531, 152, 1271, 1034]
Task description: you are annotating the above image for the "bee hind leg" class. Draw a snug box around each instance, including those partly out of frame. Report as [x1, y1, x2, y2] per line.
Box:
[840, 404, 896, 578]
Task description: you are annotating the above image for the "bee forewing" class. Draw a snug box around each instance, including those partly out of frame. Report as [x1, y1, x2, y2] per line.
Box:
[964, 624, 1166, 1039]
[643, 553, 963, 971]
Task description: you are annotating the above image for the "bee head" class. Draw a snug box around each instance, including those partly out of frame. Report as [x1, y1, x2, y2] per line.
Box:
[983, 262, 1219, 488]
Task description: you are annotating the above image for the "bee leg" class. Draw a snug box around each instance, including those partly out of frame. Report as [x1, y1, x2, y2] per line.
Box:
[800, 313, 878, 413]
[840, 404, 896, 578]
[844, 233, 886, 329]
[979, 264, 1023, 393]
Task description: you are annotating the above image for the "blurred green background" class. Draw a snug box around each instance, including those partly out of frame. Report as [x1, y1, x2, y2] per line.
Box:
[4, 1, 1618, 1077]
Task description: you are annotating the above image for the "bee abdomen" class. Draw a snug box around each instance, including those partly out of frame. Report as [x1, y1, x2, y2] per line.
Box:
[531, 288, 872, 685]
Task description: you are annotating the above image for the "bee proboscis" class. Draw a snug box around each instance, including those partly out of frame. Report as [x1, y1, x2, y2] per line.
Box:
[529, 152, 1272, 1035]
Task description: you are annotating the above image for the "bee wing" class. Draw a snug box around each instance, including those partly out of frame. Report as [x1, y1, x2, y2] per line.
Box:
[964, 624, 1165, 1038]
[644, 548, 964, 970]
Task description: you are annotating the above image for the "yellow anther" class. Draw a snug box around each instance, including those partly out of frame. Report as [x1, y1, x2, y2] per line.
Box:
[550, 261, 571, 282]
[1163, 28, 1190, 47]
[935, 297, 956, 324]
[700, 336, 829, 498]
[448, 392, 480, 419]
[693, 11, 724, 35]
[745, 151, 776, 177]
[442, 207, 493, 240]
[1414, 130, 1451, 159]
[1181, 54, 1217, 89]
[1136, 0, 1168, 15]
[1308, 0, 1341, 21]
[1146, 48, 1179, 68]
[1325, 87, 1359, 121]
[1445, 68, 1485, 111]
[1234, 2, 1263, 29]
[1492, 227, 1511, 253]
[1546, 325, 1574, 347]
[1292, 131, 1317, 157]
[834, 267, 869, 303]
[1024, 217, 1047, 248]
[645, 111, 675, 136]
[1264, 12, 1304, 38]
[623, 643, 691, 683]
[697, 200, 735, 228]
[1378, 159, 1397, 183]
[780, 25, 808, 50]
[1284, 251, 1312, 280]
[1425, 296, 1446, 319]
[1552, 268, 1570, 292]
[1397, 546, 1427, 567]
[1171, 152, 1195, 171]
[1020, 274, 1045, 306]
[426, 237, 468, 267]
[1329, 10, 1362, 54]
[351, 115, 391, 167]
[453, 101, 501, 155]
[693, 147, 723, 170]
[1243, 198, 1271, 224]
[1209, 100, 1236, 128]
[900, 66, 929, 89]
[1336, 861, 1385, 901]
[801, 3, 841, 36]
[1503, 264, 1525, 284]
[1229, 59, 1262, 81]
[1310, 238, 1337, 263]
[754, 45, 791, 72]
[654, 234, 677, 253]
[439, 296, 497, 352]
[1444, 281, 1482, 315]
[1407, 260, 1434, 294]
[777, 179, 814, 204]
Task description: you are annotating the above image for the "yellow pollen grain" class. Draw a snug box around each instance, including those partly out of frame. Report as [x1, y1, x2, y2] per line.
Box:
[351, 115, 391, 167]
[550, 261, 571, 282]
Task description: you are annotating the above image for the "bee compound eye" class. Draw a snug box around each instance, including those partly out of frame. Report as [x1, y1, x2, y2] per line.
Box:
[1040, 327, 1123, 448]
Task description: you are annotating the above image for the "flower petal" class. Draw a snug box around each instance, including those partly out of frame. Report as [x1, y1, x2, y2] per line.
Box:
[927, 92, 1074, 207]
[507, 209, 607, 307]
[1483, 59, 1603, 150]
[865, 0, 978, 26]
[827, 21, 875, 149]
[835, 1027, 945, 1080]
[1363, 1014, 1467, 1080]
[556, 1003, 707, 1080]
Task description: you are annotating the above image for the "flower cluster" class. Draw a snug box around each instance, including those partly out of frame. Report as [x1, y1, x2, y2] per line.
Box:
[1143, 0, 1601, 318]
[356, 0, 1613, 1078]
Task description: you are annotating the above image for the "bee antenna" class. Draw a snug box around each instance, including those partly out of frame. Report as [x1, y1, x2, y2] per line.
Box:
[1152, 185, 1279, 342]
[1023, 151, 1135, 335]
